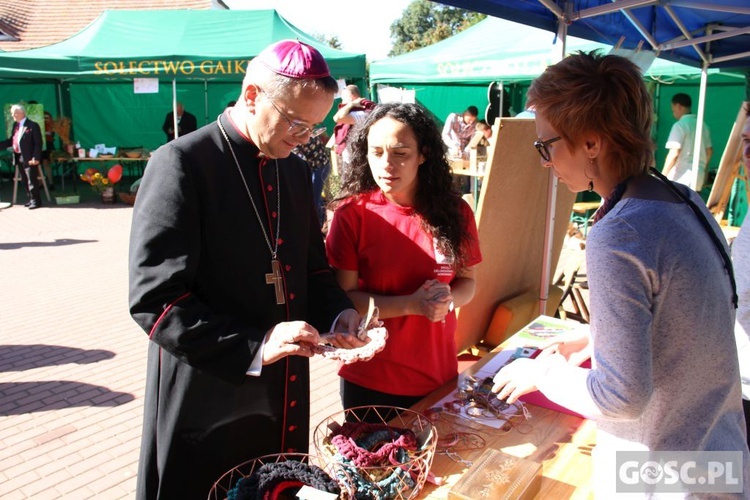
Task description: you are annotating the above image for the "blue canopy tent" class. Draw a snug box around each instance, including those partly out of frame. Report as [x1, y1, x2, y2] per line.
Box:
[431, 1, 750, 69]
[430, 0, 750, 314]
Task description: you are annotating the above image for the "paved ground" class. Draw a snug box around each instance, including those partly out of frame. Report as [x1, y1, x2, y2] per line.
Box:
[0, 185, 343, 499]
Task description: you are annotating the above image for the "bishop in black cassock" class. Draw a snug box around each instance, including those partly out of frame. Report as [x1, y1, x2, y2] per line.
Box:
[129, 40, 357, 499]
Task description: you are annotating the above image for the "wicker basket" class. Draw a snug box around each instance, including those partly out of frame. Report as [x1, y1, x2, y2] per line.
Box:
[208, 453, 355, 500]
[313, 406, 437, 500]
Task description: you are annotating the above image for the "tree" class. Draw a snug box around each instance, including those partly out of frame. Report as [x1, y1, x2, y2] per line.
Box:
[312, 33, 343, 50]
[389, 0, 485, 56]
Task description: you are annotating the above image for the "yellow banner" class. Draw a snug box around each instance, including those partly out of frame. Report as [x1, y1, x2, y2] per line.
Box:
[93, 59, 247, 76]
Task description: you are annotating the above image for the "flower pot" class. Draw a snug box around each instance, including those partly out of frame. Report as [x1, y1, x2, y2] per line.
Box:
[101, 186, 115, 204]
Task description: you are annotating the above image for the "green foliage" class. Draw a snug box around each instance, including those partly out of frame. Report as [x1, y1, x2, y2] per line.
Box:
[389, 0, 485, 56]
[313, 33, 343, 50]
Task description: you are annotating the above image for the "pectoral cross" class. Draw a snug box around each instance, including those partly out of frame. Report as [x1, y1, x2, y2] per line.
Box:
[265, 259, 285, 305]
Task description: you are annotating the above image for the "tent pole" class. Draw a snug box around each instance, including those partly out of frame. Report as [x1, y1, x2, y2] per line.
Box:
[691, 62, 709, 191]
[56, 81, 64, 118]
[539, 7, 569, 316]
[204, 80, 209, 126]
[172, 79, 178, 140]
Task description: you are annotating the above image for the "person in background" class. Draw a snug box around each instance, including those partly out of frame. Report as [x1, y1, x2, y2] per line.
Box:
[292, 128, 330, 228]
[441, 105, 478, 158]
[42, 111, 56, 191]
[731, 101, 750, 449]
[326, 102, 482, 418]
[475, 119, 492, 141]
[489, 51, 749, 496]
[515, 106, 536, 118]
[0, 104, 43, 209]
[162, 102, 197, 142]
[129, 40, 360, 499]
[332, 84, 376, 167]
[662, 92, 713, 191]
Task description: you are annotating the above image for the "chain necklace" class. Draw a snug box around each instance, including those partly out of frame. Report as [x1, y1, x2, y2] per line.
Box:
[217, 115, 285, 305]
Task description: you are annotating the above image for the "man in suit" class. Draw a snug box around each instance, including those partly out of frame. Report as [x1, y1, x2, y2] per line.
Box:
[0, 104, 43, 209]
[162, 102, 197, 143]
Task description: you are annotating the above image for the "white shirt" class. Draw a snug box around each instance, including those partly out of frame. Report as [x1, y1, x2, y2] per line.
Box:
[665, 114, 712, 190]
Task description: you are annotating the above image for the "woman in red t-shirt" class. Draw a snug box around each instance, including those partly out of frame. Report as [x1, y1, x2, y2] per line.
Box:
[326, 102, 482, 417]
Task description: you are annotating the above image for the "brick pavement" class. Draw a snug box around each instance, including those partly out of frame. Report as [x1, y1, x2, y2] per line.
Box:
[0, 194, 343, 499]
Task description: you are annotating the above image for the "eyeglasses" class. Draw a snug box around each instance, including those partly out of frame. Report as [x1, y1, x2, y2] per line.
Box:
[260, 89, 325, 138]
[533, 136, 561, 161]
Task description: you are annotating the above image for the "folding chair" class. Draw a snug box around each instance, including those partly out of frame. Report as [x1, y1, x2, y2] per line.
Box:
[553, 250, 590, 324]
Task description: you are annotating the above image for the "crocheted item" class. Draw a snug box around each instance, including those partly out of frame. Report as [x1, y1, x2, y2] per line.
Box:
[323, 422, 420, 499]
[315, 327, 388, 364]
[227, 460, 341, 500]
[331, 423, 418, 467]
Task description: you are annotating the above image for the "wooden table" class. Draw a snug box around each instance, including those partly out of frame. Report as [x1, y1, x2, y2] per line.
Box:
[54, 156, 148, 190]
[410, 331, 595, 499]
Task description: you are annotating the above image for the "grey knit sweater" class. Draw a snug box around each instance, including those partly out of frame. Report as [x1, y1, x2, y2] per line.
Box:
[537, 192, 749, 497]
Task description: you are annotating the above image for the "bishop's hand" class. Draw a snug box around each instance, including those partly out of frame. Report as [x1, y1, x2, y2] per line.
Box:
[262, 321, 320, 364]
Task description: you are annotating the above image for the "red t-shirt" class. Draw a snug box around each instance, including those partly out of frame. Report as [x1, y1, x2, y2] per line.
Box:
[326, 190, 482, 396]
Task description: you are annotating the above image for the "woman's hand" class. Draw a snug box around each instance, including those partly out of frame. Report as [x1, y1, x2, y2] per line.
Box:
[417, 279, 453, 322]
[322, 308, 368, 349]
[491, 352, 568, 404]
[490, 358, 543, 404]
[333, 308, 361, 336]
[538, 327, 591, 366]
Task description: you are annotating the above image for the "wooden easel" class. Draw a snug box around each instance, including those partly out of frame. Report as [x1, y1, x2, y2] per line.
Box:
[706, 101, 749, 223]
[454, 118, 576, 352]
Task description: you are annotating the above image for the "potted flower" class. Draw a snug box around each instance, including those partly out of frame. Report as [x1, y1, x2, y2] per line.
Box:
[80, 164, 123, 204]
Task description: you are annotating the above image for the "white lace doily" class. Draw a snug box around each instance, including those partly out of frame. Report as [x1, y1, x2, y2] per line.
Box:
[314, 327, 388, 364]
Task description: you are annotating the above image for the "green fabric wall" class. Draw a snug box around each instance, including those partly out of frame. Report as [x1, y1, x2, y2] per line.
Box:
[1, 82, 59, 133]
[653, 75, 746, 186]
[379, 84, 488, 127]
[69, 81, 222, 151]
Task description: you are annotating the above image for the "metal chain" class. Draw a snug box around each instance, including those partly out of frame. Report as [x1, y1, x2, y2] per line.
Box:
[217, 115, 280, 259]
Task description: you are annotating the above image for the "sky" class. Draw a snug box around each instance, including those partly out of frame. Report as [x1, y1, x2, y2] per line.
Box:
[222, 0, 414, 61]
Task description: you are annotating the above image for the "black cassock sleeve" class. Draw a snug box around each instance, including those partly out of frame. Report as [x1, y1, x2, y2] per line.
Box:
[129, 142, 269, 384]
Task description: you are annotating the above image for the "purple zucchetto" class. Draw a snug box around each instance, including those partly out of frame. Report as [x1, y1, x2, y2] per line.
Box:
[255, 39, 331, 79]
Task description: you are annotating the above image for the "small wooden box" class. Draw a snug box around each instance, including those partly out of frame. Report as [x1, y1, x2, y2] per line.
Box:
[448, 448, 542, 500]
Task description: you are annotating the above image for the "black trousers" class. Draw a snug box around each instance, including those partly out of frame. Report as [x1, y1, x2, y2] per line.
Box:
[15, 154, 42, 204]
[340, 378, 424, 423]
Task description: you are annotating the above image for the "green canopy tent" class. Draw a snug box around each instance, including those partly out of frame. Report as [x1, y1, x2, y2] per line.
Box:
[0, 9, 366, 152]
[369, 17, 746, 178]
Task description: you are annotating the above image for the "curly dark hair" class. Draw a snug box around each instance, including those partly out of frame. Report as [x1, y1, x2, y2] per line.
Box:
[335, 102, 472, 268]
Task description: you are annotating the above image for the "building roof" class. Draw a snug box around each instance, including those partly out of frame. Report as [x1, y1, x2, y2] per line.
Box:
[0, 0, 227, 52]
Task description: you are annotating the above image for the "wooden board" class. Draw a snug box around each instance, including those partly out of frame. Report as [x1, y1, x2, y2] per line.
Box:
[455, 118, 577, 352]
[707, 101, 749, 222]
